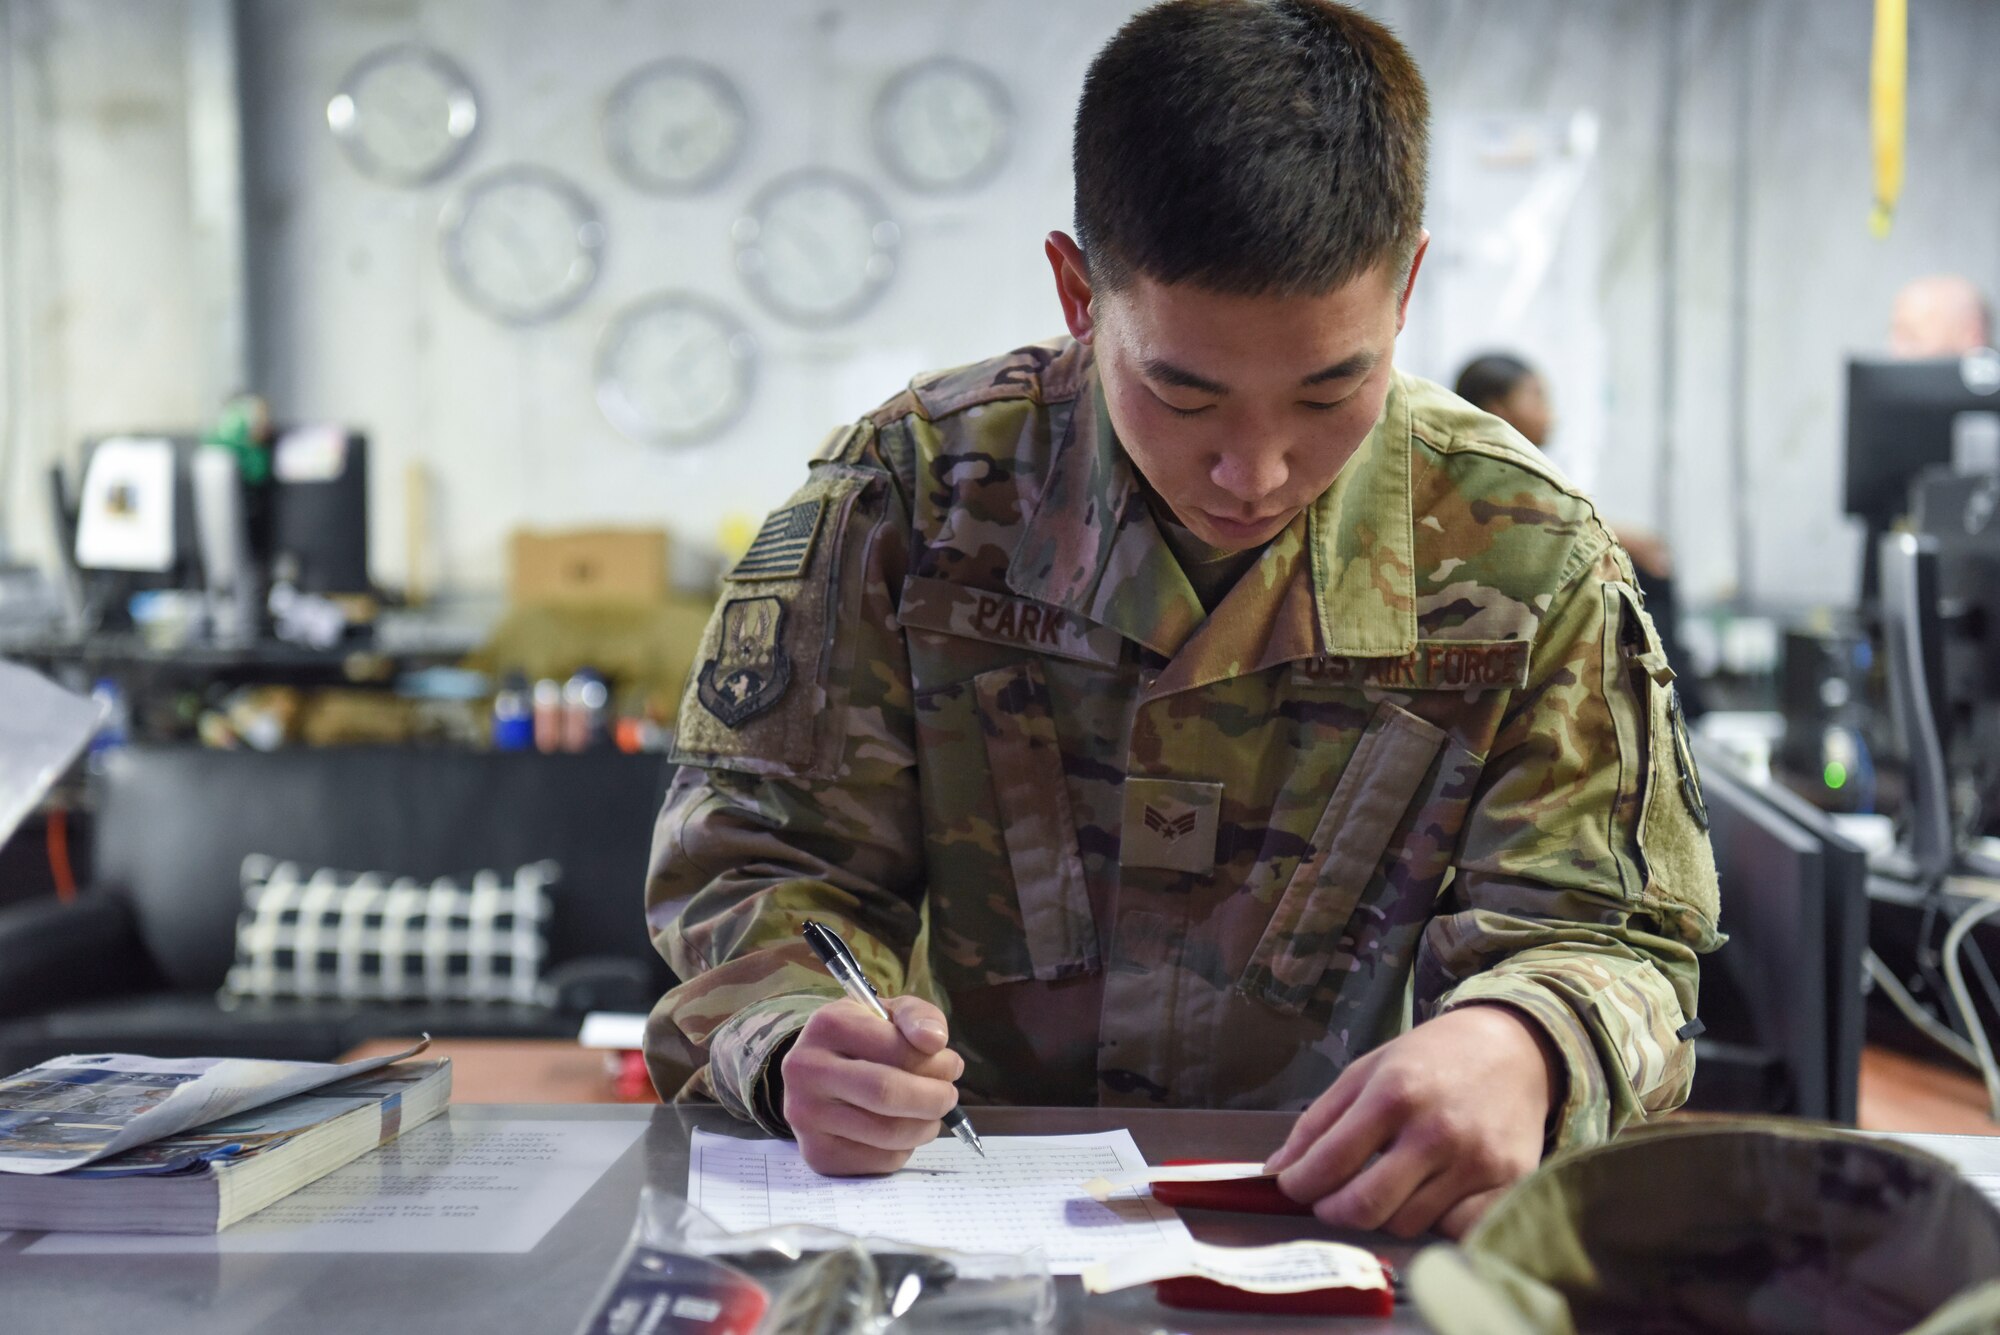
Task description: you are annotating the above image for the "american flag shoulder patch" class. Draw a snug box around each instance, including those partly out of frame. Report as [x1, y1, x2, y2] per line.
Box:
[730, 500, 825, 580]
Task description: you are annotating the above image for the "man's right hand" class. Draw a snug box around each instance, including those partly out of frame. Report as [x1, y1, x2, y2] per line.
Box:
[779, 995, 964, 1175]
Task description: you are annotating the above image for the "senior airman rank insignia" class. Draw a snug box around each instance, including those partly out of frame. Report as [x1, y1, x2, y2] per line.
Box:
[698, 597, 792, 728]
[1120, 778, 1224, 874]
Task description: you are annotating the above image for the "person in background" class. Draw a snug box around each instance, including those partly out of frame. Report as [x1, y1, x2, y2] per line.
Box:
[1455, 352, 1704, 718]
[1889, 274, 1993, 358]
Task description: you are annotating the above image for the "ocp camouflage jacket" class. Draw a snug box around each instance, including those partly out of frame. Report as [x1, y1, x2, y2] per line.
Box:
[643, 337, 1721, 1150]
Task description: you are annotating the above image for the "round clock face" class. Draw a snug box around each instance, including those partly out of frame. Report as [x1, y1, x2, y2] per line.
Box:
[733, 170, 900, 327]
[603, 60, 749, 194]
[872, 58, 1013, 192]
[440, 167, 605, 325]
[327, 44, 480, 187]
[595, 295, 756, 447]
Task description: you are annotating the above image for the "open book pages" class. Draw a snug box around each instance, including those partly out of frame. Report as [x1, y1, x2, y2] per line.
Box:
[0, 1058, 452, 1233]
[0, 1038, 431, 1175]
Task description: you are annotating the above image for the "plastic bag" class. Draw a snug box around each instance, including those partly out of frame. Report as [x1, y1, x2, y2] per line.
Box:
[574, 1187, 1057, 1335]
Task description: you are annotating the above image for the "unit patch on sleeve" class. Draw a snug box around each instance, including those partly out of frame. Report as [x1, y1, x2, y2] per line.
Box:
[697, 597, 792, 728]
[730, 500, 824, 581]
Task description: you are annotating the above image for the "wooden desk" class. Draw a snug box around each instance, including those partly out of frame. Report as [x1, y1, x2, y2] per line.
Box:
[336, 1033, 2000, 1140]
[343, 1035, 1999, 1136]
[337, 1037, 660, 1105]
[0, 1104, 1423, 1334]
[1859, 1045, 1998, 1136]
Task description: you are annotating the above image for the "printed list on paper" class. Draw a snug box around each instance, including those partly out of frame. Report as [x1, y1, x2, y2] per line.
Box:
[687, 1128, 1194, 1275]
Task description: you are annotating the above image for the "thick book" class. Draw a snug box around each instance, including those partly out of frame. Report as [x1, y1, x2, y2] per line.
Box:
[0, 1058, 451, 1233]
[0, 1039, 433, 1175]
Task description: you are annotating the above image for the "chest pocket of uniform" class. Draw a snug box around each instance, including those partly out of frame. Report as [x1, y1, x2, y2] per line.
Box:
[913, 659, 1099, 989]
[1237, 700, 1447, 1014]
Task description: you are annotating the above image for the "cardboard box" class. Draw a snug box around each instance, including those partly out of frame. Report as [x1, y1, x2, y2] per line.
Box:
[509, 528, 669, 607]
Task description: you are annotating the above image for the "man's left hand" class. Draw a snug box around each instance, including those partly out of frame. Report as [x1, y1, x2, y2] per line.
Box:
[1264, 1004, 1558, 1239]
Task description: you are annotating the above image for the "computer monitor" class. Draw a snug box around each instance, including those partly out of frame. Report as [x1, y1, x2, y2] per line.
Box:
[63, 435, 205, 630]
[270, 428, 370, 595]
[1738, 769, 1871, 1124]
[58, 427, 374, 632]
[1686, 756, 1831, 1119]
[1910, 473, 2000, 839]
[1845, 352, 2000, 597]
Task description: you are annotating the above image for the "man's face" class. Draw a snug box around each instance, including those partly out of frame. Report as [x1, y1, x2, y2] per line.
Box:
[1049, 233, 1422, 552]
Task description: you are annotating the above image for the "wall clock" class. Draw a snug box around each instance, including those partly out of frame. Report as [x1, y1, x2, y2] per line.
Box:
[732, 169, 899, 327]
[872, 58, 1012, 193]
[440, 167, 605, 324]
[603, 59, 750, 194]
[327, 44, 480, 187]
[595, 294, 756, 446]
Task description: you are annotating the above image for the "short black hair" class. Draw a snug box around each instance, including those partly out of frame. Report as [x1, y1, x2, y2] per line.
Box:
[1454, 353, 1537, 411]
[1073, 0, 1429, 296]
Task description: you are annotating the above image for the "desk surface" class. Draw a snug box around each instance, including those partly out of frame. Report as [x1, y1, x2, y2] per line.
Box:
[0, 1105, 1426, 1335]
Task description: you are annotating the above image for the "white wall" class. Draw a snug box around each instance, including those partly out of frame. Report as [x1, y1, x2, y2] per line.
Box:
[1739, 0, 2000, 607]
[239, 0, 1122, 595]
[0, 0, 210, 577]
[7, 0, 2000, 610]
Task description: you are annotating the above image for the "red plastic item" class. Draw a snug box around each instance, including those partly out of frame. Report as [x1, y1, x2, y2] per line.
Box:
[1155, 1275, 1394, 1317]
[1143, 1160, 1396, 1315]
[614, 1049, 659, 1102]
[1148, 1158, 1314, 1215]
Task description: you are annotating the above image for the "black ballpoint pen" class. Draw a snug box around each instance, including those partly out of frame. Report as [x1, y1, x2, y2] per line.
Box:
[801, 920, 986, 1157]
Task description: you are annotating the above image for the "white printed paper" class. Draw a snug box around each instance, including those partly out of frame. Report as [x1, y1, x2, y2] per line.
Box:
[0, 663, 103, 854]
[1082, 1238, 1388, 1296]
[73, 436, 177, 572]
[1867, 1130, 2000, 1210]
[273, 426, 348, 483]
[689, 1129, 1193, 1276]
[29, 1117, 645, 1254]
[578, 1012, 648, 1050]
[1082, 1160, 1269, 1200]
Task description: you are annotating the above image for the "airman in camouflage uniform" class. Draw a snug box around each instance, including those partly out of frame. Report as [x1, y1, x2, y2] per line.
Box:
[643, 335, 1722, 1154]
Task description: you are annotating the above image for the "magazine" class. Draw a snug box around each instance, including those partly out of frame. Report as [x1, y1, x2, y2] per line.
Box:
[0, 1058, 452, 1233]
[0, 1037, 431, 1175]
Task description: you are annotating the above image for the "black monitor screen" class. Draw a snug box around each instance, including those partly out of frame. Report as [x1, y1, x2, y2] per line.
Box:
[1912, 474, 2000, 833]
[1726, 754, 1871, 1124]
[1697, 761, 1829, 1118]
[1912, 475, 2000, 705]
[1845, 355, 2000, 527]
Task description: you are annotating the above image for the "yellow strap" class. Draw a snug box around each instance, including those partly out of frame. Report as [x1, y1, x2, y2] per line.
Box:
[1870, 0, 1907, 237]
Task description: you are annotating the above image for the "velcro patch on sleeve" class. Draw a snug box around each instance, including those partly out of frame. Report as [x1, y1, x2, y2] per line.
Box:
[674, 468, 876, 777]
